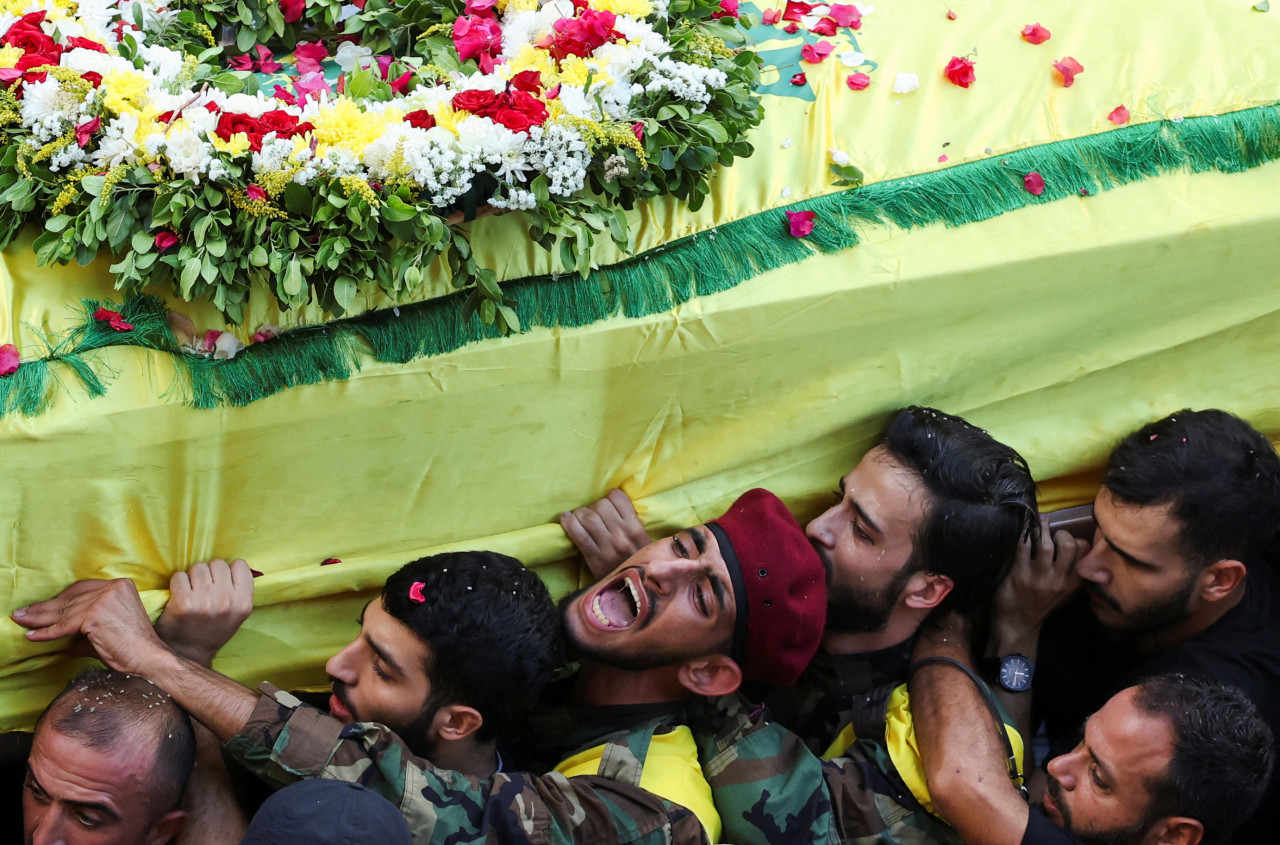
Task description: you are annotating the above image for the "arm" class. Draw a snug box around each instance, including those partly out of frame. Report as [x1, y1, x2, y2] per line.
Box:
[14, 577, 259, 741]
[228, 685, 711, 845]
[987, 516, 1088, 760]
[560, 489, 652, 579]
[159, 560, 255, 845]
[912, 613, 1030, 845]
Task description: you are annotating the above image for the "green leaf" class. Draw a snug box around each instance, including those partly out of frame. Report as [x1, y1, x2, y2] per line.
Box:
[249, 245, 268, 267]
[284, 181, 311, 214]
[206, 238, 228, 258]
[180, 258, 201, 297]
[131, 230, 153, 252]
[383, 195, 418, 222]
[47, 215, 74, 234]
[830, 162, 865, 187]
[283, 259, 304, 297]
[334, 276, 357, 311]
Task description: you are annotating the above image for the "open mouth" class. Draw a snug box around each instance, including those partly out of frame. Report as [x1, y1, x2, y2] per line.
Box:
[588, 568, 648, 630]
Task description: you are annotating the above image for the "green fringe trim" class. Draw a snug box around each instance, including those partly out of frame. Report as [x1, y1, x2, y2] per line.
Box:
[2, 104, 1279, 417]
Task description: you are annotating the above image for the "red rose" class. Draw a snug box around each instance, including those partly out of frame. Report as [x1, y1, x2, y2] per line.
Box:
[944, 55, 975, 88]
[280, 0, 305, 23]
[15, 50, 59, 72]
[154, 231, 179, 252]
[257, 109, 312, 138]
[404, 109, 436, 129]
[452, 88, 501, 115]
[2, 20, 59, 59]
[215, 112, 265, 151]
[509, 70, 542, 93]
[66, 36, 107, 52]
[81, 71, 103, 87]
[548, 9, 619, 61]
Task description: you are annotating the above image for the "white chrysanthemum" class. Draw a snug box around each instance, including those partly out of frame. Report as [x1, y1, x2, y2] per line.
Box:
[20, 77, 82, 129]
[137, 43, 185, 83]
[499, 10, 540, 58]
[221, 92, 274, 117]
[399, 84, 452, 112]
[60, 48, 134, 77]
[556, 84, 596, 119]
[94, 112, 141, 166]
[0, 13, 18, 35]
[72, 0, 116, 43]
[457, 73, 506, 94]
[164, 127, 216, 183]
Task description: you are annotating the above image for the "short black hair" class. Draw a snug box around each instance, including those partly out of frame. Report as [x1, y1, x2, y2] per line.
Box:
[1103, 409, 1280, 571]
[38, 668, 196, 816]
[1133, 674, 1275, 845]
[878, 406, 1038, 618]
[381, 551, 563, 743]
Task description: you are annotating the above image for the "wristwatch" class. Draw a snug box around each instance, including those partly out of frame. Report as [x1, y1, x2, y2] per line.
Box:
[996, 653, 1035, 692]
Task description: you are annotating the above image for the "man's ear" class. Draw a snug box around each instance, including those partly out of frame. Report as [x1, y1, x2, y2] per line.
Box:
[1148, 816, 1203, 845]
[432, 704, 485, 742]
[1198, 560, 1246, 603]
[146, 809, 186, 845]
[677, 654, 743, 697]
[902, 572, 954, 611]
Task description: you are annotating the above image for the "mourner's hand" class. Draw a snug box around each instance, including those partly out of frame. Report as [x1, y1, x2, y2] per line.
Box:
[993, 514, 1088, 639]
[156, 559, 254, 667]
[13, 578, 170, 675]
[560, 489, 652, 579]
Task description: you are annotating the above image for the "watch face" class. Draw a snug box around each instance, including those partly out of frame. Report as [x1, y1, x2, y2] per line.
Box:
[999, 655, 1034, 692]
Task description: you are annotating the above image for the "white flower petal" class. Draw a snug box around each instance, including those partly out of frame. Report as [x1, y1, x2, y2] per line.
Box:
[891, 72, 919, 94]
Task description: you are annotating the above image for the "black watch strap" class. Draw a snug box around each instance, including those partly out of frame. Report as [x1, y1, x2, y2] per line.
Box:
[910, 656, 1028, 799]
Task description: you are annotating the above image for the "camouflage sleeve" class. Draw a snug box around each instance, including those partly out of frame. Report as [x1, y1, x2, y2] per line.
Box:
[225, 684, 709, 845]
[694, 694, 839, 845]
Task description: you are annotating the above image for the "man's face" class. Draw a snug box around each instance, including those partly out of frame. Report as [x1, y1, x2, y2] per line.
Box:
[1075, 489, 1201, 634]
[24, 726, 176, 845]
[1042, 687, 1174, 845]
[325, 600, 435, 741]
[806, 447, 929, 633]
[561, 525, 737, 669]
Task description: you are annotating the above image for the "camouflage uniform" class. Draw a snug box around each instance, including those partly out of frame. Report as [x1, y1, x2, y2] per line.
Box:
[693, 693, 966, 845]
[765, 642, 914, 755]
[224, 684, 710, 845]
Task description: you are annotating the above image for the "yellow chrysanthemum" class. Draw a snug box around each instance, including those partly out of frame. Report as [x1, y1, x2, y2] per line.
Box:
[507, 0, 539, 10]
[211, 132, 251, 156]
[592, 0, 652, 16]
[503, 44, 558, 79]
[0, 46, 24, 70]
[430, 103, 465, 135]
[312, 97, 392, 154]
[556, 55, 613, 88]
[101, 70, 152, 117]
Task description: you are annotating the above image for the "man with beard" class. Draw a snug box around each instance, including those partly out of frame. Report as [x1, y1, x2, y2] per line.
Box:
[989, 409, 1280, 845]
[911, 612, 1274, 845]
[563, 406, 1040, 754]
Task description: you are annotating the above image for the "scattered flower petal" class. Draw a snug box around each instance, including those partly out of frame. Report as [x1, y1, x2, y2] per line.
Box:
[784, 21, 800, 32]
[946, 9, 956, 20]
[1108, 105, 1130, 125]
[250, 568, 265, 578]
[74, 117, 100, 148]
[93, 307, 133, 332]
[293, 40, 329, 75]
[1021, 23, 1051, 44]
[1079, 188, 1090, 196]
[321, 557, 342, 566]
[1023, 171, 1045, 195]
[839, 50, 865, 67]
[409, 581, 427, 603]
[830, 148, 852, 166]
[828, 3, 861, 27]
[712, 0, 740, 19]
[801, 40, 836, 63]
[808, 17, 836, 35]
[781, 186, 792, 197]
[154, 232, 179, 252]
[1053, 56, 1084, 87]
[944, 56, 975, 88]
[790, 72, 807, 85]
[891, 71, 920, 93]
[1254, 0, 1269, 10]
[0, 343, 18, 376]
[938, 154, 948, 162]
[845, 72, 871, 90]
[785, 209, 817, 237]
[763, 8, 782, 24]
[781, 138, 792, 148]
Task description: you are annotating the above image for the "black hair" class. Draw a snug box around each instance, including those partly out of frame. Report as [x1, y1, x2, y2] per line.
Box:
[1103, 409, 1280, 571]
[1133, 674, 1275, 845]
[381, 551, 563, 743]
[877, 406, 1038, 619]
[38, 668, 196, 816]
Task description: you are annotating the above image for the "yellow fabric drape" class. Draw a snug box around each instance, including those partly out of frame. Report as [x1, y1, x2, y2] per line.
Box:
[2, 1, 1280, 726]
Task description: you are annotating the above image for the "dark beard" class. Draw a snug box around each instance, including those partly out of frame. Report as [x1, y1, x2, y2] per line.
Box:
[1046, 774, 1154, 845]
[822, 551, 919, 634]
[1087, 571, 1197, 636]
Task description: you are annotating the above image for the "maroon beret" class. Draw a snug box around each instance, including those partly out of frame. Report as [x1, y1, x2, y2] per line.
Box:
[709, 489, 827, 687]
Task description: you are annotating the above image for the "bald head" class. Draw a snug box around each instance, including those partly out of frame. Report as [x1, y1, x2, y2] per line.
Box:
[37, 668, 196, 815]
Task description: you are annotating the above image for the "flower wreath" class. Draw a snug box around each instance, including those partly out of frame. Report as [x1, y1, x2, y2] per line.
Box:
[0, 0, 762, 327]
